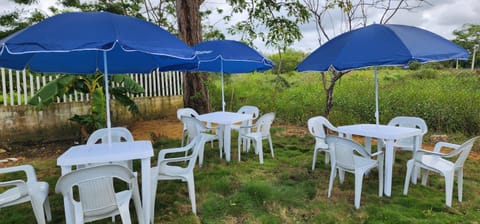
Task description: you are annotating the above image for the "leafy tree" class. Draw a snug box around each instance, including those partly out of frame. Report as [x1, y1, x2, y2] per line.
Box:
[269, 49, 306, 73]
[452, 24, 480, 69]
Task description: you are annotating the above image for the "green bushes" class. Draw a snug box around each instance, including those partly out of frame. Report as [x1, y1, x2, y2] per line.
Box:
[207, 68, 480, 135]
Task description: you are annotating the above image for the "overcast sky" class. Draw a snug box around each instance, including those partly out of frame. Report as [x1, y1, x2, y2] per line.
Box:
[2, 0, 479, 54]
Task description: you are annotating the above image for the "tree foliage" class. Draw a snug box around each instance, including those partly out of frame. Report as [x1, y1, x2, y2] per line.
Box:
[452, 24, 480, 69]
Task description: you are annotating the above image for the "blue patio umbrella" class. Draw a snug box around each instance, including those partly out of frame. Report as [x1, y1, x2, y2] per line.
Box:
[0, 11, 197, 138]
[192, 40, 274, 111]
[296, 24, 469, 124]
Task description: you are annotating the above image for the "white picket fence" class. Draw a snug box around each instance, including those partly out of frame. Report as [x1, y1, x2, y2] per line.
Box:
[0, 68, 183, 106]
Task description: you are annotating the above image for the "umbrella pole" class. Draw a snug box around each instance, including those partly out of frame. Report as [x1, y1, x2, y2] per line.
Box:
[103, 51, 112, 144]
[221, 60, 225, 112]
[374, 66, 379, 125]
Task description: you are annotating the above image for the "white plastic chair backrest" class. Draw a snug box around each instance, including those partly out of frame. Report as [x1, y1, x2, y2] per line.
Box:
[237, 105, 260, 120]
[181, 116, 207, 140]
[387, 116, 427, 147]
[87, 127, 134, 144]
[307, 116, 337, 146]
[177, 108, 199, 120]
[326, 136, 370, 171]
[55, 164, 136, 219]
[254, 113, 275, 137]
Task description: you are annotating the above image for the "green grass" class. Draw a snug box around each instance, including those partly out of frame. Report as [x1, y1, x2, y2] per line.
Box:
[2, 133, 479, 223]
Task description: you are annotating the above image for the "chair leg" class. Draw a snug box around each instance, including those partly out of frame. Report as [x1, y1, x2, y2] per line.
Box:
[354, 171, 364, 209]
[312, 149, 318, 171]
[238, 136, 242, 161]
[44, 197, 52, 222]
[457, 169, 463, 202]
[421, 169, 429, 186]
[378, 156, 384, 197]
[150, 177, 159, 223]
[328, 165, 336, 198]
[403, 159, 414, 195]
[324, 151, 330, 165]
[118, 202, 132, 224]
[444, 171, 454, 207]
[30, 194, 47, 224]
[132, 180, 144, 224]
[268, 136, 274, 158]
[187, 176, 197, 215]
[339, 168, 345, 184]
[256, 138, 264, 164]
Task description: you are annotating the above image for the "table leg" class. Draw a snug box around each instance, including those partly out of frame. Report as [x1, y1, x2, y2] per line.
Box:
[141, 158, 151, 224]
[384, 139, 394, 197]
[60, 166, 73, 224]
[223, 125, 231, 162]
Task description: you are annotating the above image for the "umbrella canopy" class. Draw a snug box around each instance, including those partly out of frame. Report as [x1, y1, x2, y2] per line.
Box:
[0, 11, 198, 137]
[192, 40, 274, 111]
[296, 24, 469, 124]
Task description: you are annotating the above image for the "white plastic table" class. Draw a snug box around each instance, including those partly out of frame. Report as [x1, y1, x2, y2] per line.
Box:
[197, 111, 252, 162]
[337, 124, 421, 197]
[57, 141, 154, 224]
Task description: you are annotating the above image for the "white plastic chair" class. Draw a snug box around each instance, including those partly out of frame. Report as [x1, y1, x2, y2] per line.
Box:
[151, 135, 207, 221]
[181, 116, 220, 166]
[326, 136, 384, 209]
[403, 136, 479, 207]
[387, 116, 428, 151]
[307, 116, 338, 170]
[238, 112, 275, 164]
[177, 108, 200, 147]
[232, 105, 260, 152]
[87, 127, 135, 169]
[0, 165, 51, 224]
[55, 164, 143, 224]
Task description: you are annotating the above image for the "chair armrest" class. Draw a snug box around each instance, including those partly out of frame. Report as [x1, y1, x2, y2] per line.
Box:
[370, 151, 384, 157]
[157, 145, 193, 160]
[239, 125, 254, 129]
[432, 142, 460, 153]
[0, 165, 38, 183]
[0, 180, 26, 188]
[158, 156, 192, 166]
[415, 148, 446, 157]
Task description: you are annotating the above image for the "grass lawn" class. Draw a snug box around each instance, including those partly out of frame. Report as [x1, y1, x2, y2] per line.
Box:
[1, 125, 480, 223]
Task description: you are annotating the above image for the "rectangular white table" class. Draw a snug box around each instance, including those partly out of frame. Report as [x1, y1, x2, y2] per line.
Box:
[57, 141, 154, 224]
[197, 111, 252, 162]
[337, 124, 422, 197]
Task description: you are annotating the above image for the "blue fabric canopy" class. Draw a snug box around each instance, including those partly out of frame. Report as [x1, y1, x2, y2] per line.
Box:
[296, 24, 469, 72]
[0, 11, 198, 133]
[193, 40, 274, 74]
[192, 40, 274, 111]
[0, 11, 197, 74]
[296, 24, 469, 124]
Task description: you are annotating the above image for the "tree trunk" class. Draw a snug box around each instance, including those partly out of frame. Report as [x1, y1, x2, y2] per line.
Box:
[323, 71, 346, 118]
[176, 0, 211, 113]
